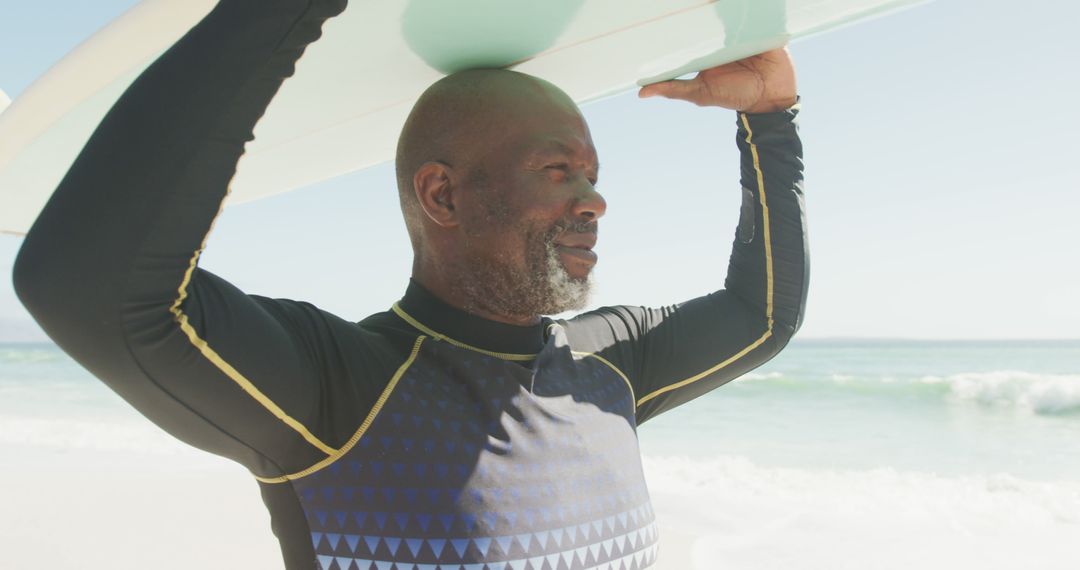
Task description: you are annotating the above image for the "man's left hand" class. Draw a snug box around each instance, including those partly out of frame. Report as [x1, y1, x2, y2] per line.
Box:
[638, 47, 797, 114]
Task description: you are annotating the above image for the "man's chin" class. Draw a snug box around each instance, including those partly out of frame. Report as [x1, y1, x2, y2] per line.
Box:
[555, 249, 598, 282]
[544, 255, 592, 314]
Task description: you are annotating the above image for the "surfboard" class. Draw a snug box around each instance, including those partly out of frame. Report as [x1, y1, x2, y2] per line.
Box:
[0, 0, 923, 235]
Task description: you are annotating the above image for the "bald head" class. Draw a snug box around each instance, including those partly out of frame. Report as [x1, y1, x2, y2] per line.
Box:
[395, 69, 583, 244]
[393, 69, 603, 323]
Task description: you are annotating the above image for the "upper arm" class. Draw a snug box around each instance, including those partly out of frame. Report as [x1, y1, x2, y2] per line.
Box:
[10, 0, 354, 477]
[17, 260, 369, 477]
[563, 106, 807, 425]
[564, 291, 786, 425]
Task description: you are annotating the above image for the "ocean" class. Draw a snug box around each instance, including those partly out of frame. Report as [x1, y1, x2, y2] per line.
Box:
[2, 339, 1078, 569]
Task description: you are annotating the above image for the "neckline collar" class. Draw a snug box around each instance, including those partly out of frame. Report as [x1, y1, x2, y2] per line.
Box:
[394, 279, 549, 359]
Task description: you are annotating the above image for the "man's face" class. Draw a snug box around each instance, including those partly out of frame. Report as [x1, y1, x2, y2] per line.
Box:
[453, 104, 605, 319]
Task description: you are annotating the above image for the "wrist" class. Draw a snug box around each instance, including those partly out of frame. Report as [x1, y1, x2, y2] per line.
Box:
[741, 95, 799, 115]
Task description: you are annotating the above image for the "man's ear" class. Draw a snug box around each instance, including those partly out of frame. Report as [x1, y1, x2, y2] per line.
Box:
[413, 161, 459, 227]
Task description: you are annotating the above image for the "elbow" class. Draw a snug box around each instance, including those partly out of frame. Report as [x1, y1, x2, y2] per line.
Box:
[771, 319, 799, 352]
[12, 230, 105, 334]
[12, 234, 53, 318]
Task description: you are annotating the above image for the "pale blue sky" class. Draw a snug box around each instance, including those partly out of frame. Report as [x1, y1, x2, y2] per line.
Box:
[1, 0, 1078, 341]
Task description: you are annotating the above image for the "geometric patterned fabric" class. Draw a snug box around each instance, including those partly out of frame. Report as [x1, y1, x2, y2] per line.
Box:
[292, 325, 658, 569]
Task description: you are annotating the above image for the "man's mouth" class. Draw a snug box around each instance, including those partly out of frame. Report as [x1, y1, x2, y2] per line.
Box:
[553, 235, 598, 266]
[549, 221, 599, 268]
[555, 244, 597, 264]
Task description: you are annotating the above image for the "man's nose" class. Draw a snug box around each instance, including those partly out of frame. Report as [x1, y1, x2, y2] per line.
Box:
[572, 182, 607, 221]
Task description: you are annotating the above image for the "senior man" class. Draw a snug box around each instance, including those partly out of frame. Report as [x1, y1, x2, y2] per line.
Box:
[14, 0, 807, 568]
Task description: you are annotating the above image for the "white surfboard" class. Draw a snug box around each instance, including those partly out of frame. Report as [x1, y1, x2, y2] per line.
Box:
[0, 0, 923, 235]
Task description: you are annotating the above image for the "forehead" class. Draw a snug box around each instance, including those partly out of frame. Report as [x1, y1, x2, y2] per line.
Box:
[499, 112, 598, 163]
[469, 76, 597, 164]
[532, 135, 596, 157]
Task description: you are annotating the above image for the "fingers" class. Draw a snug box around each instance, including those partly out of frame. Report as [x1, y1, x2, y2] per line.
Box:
[638, 77, 705, 104]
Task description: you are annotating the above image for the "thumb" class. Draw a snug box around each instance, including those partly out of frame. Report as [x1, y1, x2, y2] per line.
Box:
[638, 77, 705, 104]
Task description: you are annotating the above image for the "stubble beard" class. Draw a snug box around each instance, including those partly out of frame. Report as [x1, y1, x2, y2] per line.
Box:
[455, 223, 593, 321]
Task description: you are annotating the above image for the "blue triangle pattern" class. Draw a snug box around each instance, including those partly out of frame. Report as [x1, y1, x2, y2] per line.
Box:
[473, 536, 492, 557]
[427, 538, 447, 558]
[533, 529, 549, 550]
[515, 533, 532, 552]
[450, 538, 470, 558]
[588, 542, 602, 563]
[575, 546, 588, 566]
[592, 519, 604, 537]
[296, 348, 655, 568]
[461, 512, 477, 532]
[494, 535, 513, 556]
[326, 532, 341, 551]
[550, 527, 563, 548]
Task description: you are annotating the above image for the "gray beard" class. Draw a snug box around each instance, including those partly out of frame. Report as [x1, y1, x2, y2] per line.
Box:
[454, 237, 592, 321]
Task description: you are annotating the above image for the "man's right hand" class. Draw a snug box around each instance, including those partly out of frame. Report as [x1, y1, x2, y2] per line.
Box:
[638, 47, 798, 114]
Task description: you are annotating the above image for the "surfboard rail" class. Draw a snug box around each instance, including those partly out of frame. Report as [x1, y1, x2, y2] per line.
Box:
[0, 0, 926, 235]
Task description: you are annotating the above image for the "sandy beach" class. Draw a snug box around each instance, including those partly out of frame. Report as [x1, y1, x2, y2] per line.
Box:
[5, 443, 1079, 570]
[4, 340, 1079, 569]
[4, 446, 703, 570]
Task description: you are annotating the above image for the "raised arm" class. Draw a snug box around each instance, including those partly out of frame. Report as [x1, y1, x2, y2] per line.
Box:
[563, 48, 808, 424]
[11, 0, 365, 477]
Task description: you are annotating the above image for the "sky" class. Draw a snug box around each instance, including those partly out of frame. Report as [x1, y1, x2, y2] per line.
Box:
[1, 0, 1078, 341]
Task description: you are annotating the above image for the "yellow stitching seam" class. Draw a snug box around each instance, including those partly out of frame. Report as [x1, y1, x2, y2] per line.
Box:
[169, 183, 335, 456]
[635, 330, 772, 406]
[255, 336, 426, 484]
[574, 351, 635, 403]
[747, 113, 776, 328]
[391, 303, 538, 361]
[636, 112, 775, 407]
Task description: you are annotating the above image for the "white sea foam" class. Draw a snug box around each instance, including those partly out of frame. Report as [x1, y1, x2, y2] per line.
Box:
[0, 347, 64, 363]
[735, 371, 784, 382]
[921, 370, 1080, 414]
[642, 454, 1080, 570]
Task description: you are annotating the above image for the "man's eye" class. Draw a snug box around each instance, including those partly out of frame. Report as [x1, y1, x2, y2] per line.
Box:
[545, 163, 569, 171]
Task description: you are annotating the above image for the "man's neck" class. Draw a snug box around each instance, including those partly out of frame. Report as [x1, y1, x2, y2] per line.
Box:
[409, 271, 542, 327]
[396, 279, 548, 356]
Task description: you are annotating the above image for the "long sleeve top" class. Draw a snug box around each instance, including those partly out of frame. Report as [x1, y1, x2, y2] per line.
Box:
[13, 1, 808, 568]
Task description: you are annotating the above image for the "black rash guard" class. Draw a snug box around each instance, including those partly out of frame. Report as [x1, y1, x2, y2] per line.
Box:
[12, 1, 808, 568]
